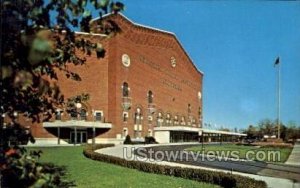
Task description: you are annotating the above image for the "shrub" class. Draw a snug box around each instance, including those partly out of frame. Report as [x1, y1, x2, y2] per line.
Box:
[123, 135, 132, 145]
[83, 145, 267, 188]
[1, 147, 75, 188]
[145, 136, 158, 144]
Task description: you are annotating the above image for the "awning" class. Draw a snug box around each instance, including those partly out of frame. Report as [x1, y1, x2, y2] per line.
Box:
[154, 126, 246, 136]
[202, 129, 246, 136]
[43, 120, 112, 129]
[154, 126, 201, 132]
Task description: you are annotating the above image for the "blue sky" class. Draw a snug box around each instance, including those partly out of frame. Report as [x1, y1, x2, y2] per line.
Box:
[115, 1, 300, 130]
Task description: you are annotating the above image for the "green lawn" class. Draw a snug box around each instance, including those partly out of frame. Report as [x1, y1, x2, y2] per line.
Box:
[186, 144, 292, 163]
[27, 146, 218, 188]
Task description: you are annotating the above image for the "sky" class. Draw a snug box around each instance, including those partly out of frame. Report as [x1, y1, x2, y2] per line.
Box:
[113, 0, 300, 130]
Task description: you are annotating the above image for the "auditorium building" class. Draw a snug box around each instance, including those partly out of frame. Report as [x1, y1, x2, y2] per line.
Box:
[28, 13, 205, 145]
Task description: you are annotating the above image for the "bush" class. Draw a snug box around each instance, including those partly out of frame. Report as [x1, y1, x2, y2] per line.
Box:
[1, 147, 75, 188]
[145, 136, 158, 144]
[123, 135, 132, 145]
[83, 145, 267, 188]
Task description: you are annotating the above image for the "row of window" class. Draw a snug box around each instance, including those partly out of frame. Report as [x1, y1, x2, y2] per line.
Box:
[55, 109, 103, 121]
[122, 82, 154, 104]
[122, 109, 197, 126]
[122, 127, 153, 139]
[122, 82, 196, 114]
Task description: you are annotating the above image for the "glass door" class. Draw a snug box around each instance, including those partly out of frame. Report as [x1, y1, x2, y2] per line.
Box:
[70, 131, 87, 144]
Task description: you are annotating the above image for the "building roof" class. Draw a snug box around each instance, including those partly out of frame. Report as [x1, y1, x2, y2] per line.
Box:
[90, 13, 204, 75]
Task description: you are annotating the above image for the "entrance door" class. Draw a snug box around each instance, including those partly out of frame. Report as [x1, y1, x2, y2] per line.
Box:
[70, 131, 87, 144]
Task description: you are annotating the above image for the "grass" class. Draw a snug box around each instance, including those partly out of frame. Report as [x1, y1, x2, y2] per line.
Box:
[186, 144, 292, 163]
[27, 146, 218, 188]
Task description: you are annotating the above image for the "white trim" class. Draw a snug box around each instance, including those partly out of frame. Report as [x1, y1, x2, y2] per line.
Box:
[27, 138, 69, 145]
[61, 30, 107, 37]
[91, 13, 174, 35]
[43, 120, 112, 129]
[154, 126, 247, 136]
[75, 31, 107, 37]
[88, 138, 124, 145]
[201, 129, 247, 136]
[154, 126, 200, 132]
[93, 110, 103, 116]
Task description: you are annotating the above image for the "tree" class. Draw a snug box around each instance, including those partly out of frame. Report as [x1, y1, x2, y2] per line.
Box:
[1, 0, 124, 187]
[258, 119, 276, 137]
[282, 121, 300, 142]
[244, 125, 258, 139]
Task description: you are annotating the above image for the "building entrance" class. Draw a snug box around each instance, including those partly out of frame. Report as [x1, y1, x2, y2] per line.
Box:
[70, 131, 87, 144]
[170, 131, 199, 143]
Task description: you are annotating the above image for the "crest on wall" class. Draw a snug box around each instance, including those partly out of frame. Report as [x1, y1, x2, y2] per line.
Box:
[122, 54, 131, 67]
[170, 56, 176, 67]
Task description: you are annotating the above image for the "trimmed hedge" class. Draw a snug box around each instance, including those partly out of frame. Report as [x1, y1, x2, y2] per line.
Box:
[83, 144, 267, 188]
[123, 135, 132, 145]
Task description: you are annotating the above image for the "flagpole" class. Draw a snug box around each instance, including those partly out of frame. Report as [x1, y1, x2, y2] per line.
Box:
[277, 58, 281, 139]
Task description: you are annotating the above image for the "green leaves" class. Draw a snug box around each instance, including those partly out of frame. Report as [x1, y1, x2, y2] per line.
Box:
[96, 43, 105, 58]
[1, 1, 124, 186]
[99, 0, 110, 13]
[110, 2, 125, 13]
[27, 30, 54, 66]
[1, 66, 13, 79]
[1, 147, 75, 187]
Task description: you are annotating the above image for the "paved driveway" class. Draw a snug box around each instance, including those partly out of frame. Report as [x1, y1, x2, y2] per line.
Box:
[135, 144, 300, 182]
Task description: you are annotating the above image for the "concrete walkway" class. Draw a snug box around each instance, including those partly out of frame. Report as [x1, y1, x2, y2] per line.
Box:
[286, 143, 300, 166]
[96, 144, 300, 188]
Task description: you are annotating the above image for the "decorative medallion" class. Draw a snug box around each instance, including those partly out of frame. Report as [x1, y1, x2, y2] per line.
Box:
[170, 56, 176, 67]
[198, 91, 202, 100]
[122, 54, 131, 67]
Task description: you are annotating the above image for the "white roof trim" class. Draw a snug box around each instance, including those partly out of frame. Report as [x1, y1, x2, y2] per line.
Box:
[201, 129, 247, 136]
[61, 30, 107, 37]
[91, 13, 174, 35]
[154, 126, 246, 136]
[154, 126, 201, 132]
[75, 31, 107, 37]
[43, 120, 112, 129]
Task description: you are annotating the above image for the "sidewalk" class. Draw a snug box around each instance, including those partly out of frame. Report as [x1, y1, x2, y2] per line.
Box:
[286, 143, 300, 166]
[96, 144, 300, 188]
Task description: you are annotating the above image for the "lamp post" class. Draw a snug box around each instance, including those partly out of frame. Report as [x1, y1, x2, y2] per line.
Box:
[92, 109, 96, 148]
[74, 102, 82, 145]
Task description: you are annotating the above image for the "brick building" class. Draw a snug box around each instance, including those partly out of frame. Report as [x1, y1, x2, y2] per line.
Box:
[31, 13, 204, 145]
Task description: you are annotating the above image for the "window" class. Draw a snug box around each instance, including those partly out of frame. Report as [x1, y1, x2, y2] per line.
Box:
[70, 109, 77, 120]
[133, 124, 142, 138]
[55, 109, 62, 120]
[123, 128, 128, 138]
[181, 116, 186, 126]
[174, 115, 179, 125]
[198, 107, 202, 116]
[123, 112, 128, 122]
[148, 90, 153, 103]
[134, 108, 142, 125]
[80, 109, 87, 120]
[122, 82, 129, 97]
[157, 112, 163, 126]
[94, 111, 103, 121]
[148, 116, 153, 124]
[148, 129, 153, 137]
[166, 113, 172, 126]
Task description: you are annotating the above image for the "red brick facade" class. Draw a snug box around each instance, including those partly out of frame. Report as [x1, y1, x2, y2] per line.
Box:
[31, 14, 203, 142]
